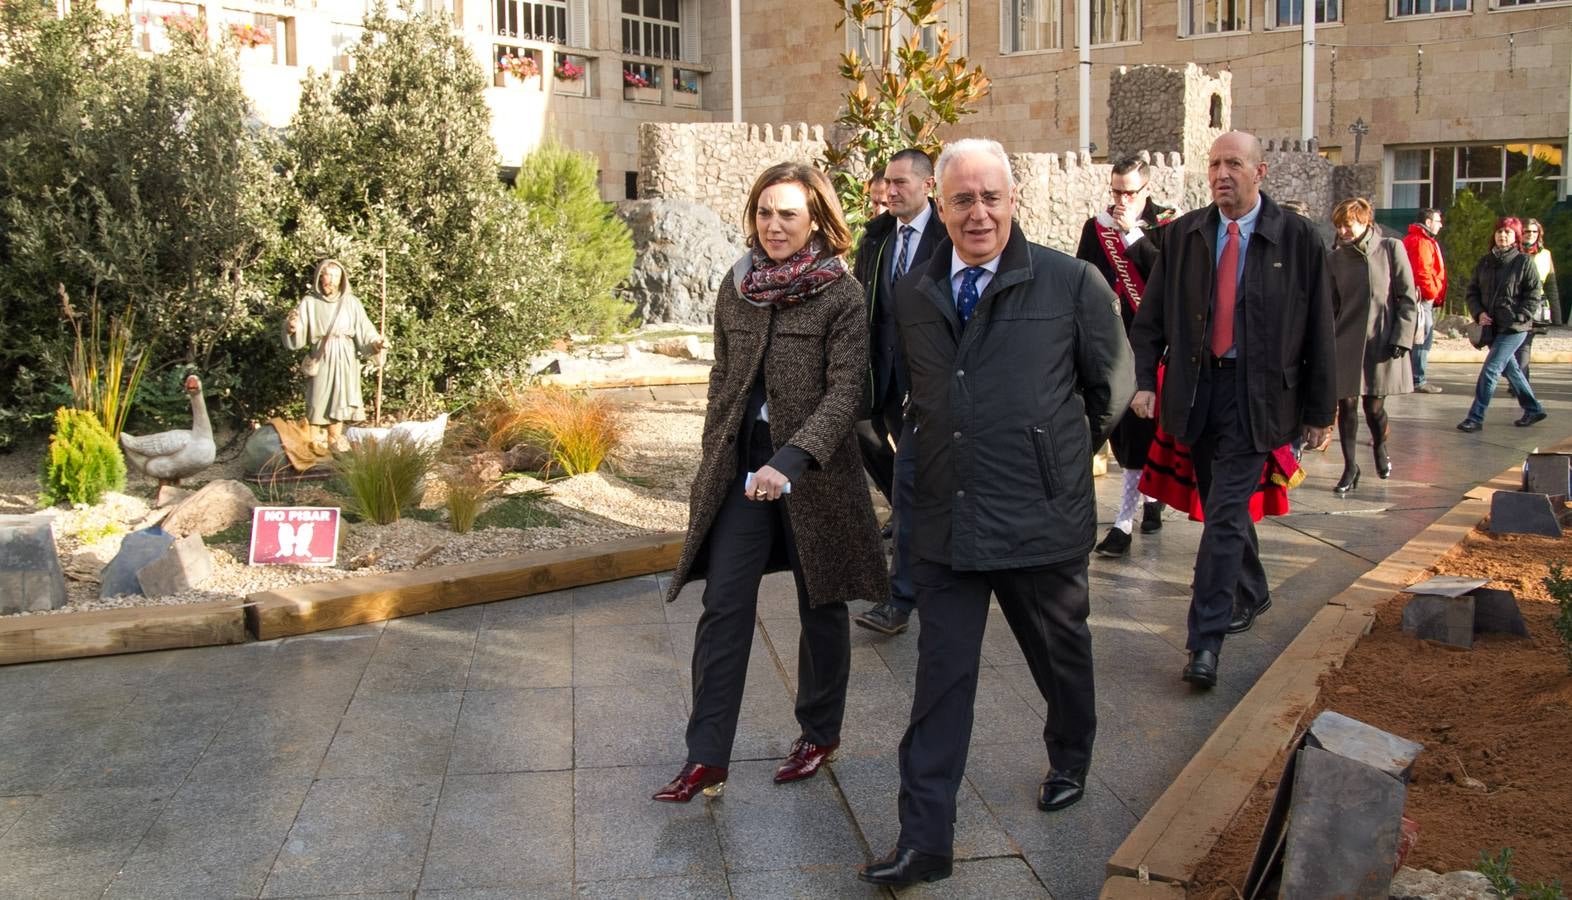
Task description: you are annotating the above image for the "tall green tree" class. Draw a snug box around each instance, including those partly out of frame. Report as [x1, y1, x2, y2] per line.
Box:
[0, 0, 281, 447]
[511, 140, 635, 336]
[825, 0, 990, 231]
[281, 2, 571, 415]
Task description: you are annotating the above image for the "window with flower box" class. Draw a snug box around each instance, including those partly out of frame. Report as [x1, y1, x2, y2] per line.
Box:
[673, 67, 701, 107]
[132, 1, 202, 53]
[553, 52, 591, 96]
[494, 46, 543, 87]
[221, 8, 294, 65]
[622, 60, 662, 102]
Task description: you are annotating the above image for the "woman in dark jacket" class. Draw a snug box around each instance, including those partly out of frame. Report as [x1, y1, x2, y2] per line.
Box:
[1457, 217, 1547, 432]
[653, 162, 888, 803]
[1327, 198, 1419, 493]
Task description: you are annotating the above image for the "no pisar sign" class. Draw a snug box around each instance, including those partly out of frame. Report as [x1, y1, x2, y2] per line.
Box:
[249, 507, 342, 566]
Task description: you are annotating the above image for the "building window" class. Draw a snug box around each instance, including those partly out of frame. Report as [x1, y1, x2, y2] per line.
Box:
[495, 0, 568, 43]
[622, 0, 680, 59]
[1267, 0, 1340, 27]
[1389, 142, 1565, 209]
[1002, 0, 1060, 53]
[1493, 0, 1568, 6]
[1182, 0, 1246, 36]
[1089, 0, 1138, 44]
[846, 2, 968, 65]
[1390, 0, 1467, 15]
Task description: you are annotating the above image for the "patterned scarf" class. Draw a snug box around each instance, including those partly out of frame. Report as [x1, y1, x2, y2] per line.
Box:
[738, 241, 846, 308]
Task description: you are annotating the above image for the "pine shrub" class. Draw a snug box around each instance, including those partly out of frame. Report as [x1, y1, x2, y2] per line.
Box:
[39, 407, 127, 506]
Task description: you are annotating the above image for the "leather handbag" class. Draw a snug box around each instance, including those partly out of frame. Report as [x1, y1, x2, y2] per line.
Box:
[1466, 320, 1494, 350]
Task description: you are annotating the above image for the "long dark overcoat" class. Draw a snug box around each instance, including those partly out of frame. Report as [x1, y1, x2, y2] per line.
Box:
[1329, 229, 1419, 398]
[665, 268, 889, 607]
[1129, 192, 1338, 452]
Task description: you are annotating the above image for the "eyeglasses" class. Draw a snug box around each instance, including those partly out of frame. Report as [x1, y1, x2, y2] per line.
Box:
[1525, 228, 1541, 234]
[1111, 183, 1147, 200]
[945, 192, 1006, 213]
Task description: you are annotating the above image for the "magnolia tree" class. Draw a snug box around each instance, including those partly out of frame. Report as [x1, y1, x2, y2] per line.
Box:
[825, 0, 990, 231]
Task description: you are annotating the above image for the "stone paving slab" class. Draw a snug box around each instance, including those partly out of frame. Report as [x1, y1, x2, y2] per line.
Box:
[0, 366, 1566, 898]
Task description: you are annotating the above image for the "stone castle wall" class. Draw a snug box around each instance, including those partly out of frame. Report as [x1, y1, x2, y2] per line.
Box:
[637, 122, 828, 231]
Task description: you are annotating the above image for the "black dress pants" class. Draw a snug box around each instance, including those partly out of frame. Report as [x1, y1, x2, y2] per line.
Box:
[1187, 367, 1269, 656]
[685, 472, 851, 767]
[896, 556, 1095, 857]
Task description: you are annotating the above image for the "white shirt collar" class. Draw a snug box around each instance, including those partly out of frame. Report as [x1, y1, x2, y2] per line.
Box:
[949, 248, 1002, 282]
[898, 203, 933, 238]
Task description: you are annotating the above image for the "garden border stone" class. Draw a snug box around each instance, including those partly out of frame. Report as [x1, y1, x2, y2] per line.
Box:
[1099, 441, 1567, 896]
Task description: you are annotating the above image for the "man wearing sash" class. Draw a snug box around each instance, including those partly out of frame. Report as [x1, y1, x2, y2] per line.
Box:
[1074, 156, 1176, 558]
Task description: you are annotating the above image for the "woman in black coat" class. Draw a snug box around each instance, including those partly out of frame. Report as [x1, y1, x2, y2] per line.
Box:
[653, 163, 887, 803]
[1326, 198, 1418, 493]
[1457, 217, 1547, 432]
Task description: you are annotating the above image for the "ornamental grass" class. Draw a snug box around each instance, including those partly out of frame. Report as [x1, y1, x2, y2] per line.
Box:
[333, 434, 438, 525]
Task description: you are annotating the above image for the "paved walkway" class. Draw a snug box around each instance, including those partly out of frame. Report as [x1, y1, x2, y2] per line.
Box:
[2, 364, 1569, 899]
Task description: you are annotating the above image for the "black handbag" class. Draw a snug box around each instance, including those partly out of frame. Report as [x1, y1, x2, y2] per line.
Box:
[1466, 320, 1495, 349]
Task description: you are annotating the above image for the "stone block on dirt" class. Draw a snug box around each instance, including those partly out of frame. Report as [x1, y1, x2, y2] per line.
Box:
[100, 526, 176, 598]
[1522, 452, 1571, 498]
[1389, 867, 1494, 900]
[1469, 588, 1530, 638]
[135, 533, 213, 597]
[0, 514, 66, 614]
[1401, 595, 1475, 649]
[1280, 745, 1406, 900]
[161, 479, 256, 538]
[1305, 710, 1424, 781]
[1489, 491, 1562, 537]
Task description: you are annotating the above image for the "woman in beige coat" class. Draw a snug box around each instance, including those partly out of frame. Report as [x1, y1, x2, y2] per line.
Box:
[653, 163, 888, 803]
[1327, 199, 1419, 493]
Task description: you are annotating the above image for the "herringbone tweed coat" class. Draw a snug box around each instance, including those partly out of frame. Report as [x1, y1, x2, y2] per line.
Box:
[666, 268, 889, 608]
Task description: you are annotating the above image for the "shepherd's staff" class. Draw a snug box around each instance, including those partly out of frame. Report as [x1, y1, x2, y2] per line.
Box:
[375, 248, 387, 426]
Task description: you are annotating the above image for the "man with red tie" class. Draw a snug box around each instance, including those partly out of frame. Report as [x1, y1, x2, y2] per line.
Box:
[1127, 132, 1336, 688]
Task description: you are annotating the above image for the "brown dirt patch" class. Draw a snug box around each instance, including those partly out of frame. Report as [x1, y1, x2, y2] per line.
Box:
[1190, 526, 1572, 897]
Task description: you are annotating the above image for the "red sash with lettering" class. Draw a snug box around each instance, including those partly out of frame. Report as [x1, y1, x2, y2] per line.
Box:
[1094, 218, 1148, 314]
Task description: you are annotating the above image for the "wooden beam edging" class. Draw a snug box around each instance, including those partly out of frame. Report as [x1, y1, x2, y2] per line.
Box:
[1099, 438, 1572, 896]
[0, 600, 248, 666]
[245, 531, 685, 640]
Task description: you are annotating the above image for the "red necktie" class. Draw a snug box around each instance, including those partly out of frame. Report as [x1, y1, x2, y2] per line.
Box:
[1211, 221, 1241, 357]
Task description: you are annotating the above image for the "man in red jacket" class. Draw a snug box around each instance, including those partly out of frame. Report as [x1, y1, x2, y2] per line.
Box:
[1404, 208, 1447, 393]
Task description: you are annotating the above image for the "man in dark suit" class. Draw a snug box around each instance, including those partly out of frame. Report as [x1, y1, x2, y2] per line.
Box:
[850, 148, 944, 636]
[1128, 131, 1336, 688]
[859, 139, 1134, 888]
[1075, 155, 1176, 558]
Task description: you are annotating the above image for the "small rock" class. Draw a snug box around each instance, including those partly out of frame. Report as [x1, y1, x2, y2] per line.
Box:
[136, 533, 213, 597]
[0, 514, 67, 614]
[100, 526, 176, 598]
[501, 444, 550, 473]
[645, 335, 702, 359]
[1389, 866, 1493, 899]
[64, 546, 114, 584]
[161, 479, 257, 538]
[240, 425, 290, 478]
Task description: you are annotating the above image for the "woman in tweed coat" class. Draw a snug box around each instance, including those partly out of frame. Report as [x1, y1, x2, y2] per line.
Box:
[1327, 198, 1418, 493]
[653, 163, 888, 803]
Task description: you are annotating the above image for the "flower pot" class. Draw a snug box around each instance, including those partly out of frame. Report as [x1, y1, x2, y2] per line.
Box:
[673, 89, 700, 109]
[623, 84, 661, 104]
[554, 77, 589, 98]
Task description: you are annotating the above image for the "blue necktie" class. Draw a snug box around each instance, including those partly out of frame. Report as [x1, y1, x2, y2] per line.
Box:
[956, 266, 984, 324]
[893, 225, 915, 281]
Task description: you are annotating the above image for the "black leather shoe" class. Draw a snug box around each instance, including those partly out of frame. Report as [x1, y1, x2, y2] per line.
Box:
[1227, 594, 1272, 634]
[1140, 501, 1163, 533]
[1037, 767, 1088, 811]
[1094, 527, 1131, 558]
[1333, 465, 1360, 494]
[859, 848, 953, 886]
[1456, 419, 1482, 433]
[1515, 411, 1548, 427]
[853, 602, 910, 635]
[1374, 446, 1392, 479]
[1182, 650, 1219, 689]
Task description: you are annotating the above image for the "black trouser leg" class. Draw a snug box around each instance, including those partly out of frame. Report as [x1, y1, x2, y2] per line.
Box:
[784, 514, 850, 746]
[686, 475, 780, 767]
[992, 560, 1096, 773]
[1188, 372, 1269, 655]
[1337, 396, 1359, 473]
[896, 559, 990, 858]
[854, 420, 895, 502]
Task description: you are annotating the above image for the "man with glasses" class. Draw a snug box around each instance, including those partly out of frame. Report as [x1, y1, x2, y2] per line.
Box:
[1403, 208, 1447, 393]
[1075, 155, 1177, 558]
[859, 139, 1133, 888]
[850, 148, 944, 637]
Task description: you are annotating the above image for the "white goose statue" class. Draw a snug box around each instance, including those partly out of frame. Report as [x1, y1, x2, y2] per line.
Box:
[119, 374, 217, 490]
